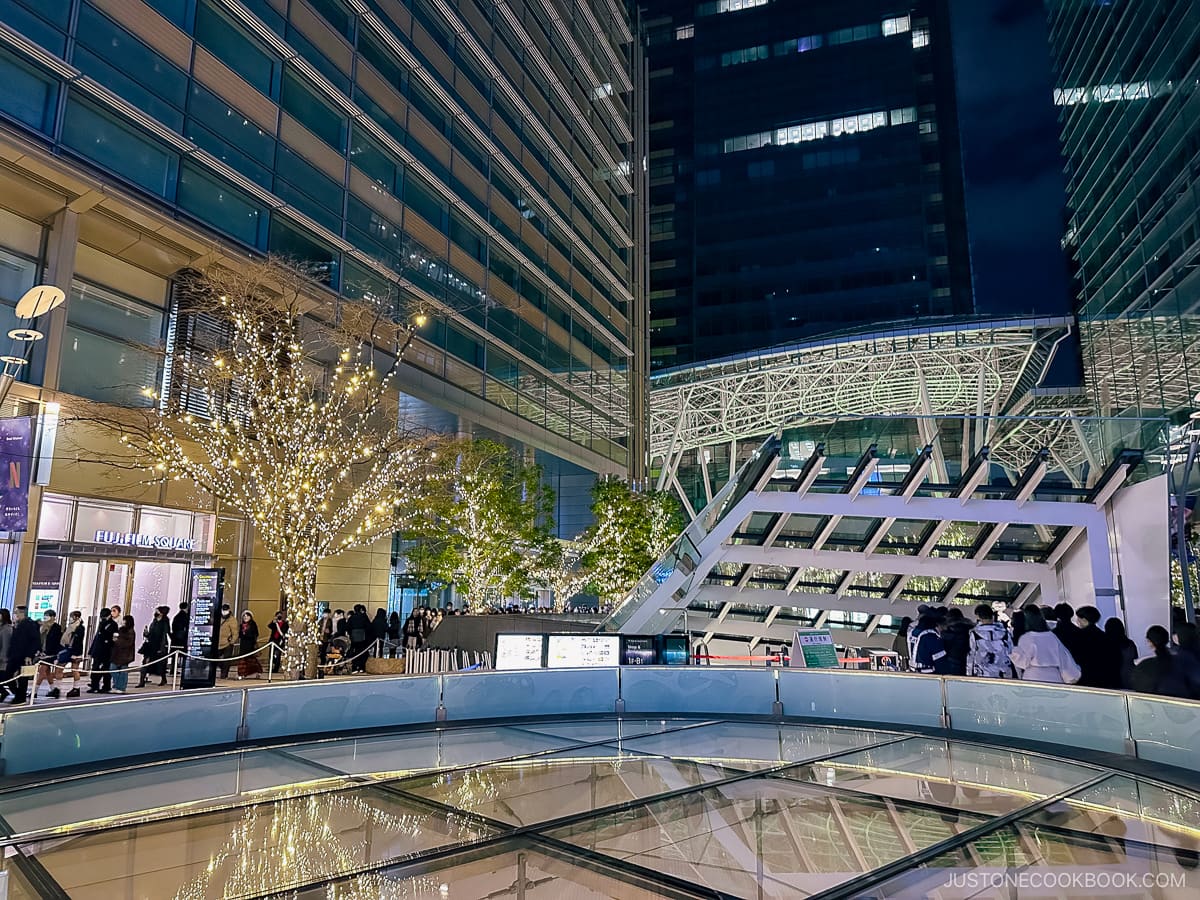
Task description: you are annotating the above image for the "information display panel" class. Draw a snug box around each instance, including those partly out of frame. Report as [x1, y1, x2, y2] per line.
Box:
[621, 635, 655, 666]
[789, 628, 839, 668]
[546, 634, 619, 668]
[494, 634, 546, 670]
[658, 634, 690, 666]
[181, 568, 224, 688]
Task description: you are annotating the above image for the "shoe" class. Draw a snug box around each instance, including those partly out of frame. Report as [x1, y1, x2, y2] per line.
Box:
[85, 688, 98, 694]
[9, 697, 24, 704]
[66, 688, 80, 698]
[159, 679, 167, 686]
[47, 688, 60, 699]
[98, 688, 111, 693]
[112, 690, 125, 694]
[136, 679, 146, 688]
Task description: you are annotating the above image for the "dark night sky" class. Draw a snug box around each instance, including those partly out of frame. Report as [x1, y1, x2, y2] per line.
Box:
[949, 0, 1074, 317]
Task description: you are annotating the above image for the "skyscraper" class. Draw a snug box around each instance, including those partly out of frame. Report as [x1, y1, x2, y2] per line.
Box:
[1046, 0, 1200, 419]
[642, 0, 973, 370]
[0, 0, 644, 614]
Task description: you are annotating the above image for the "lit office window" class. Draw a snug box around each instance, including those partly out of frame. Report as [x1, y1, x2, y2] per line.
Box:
[882, 15, 911, 36]
[722, 107, 916, 154]
[912, 27, 930, 48]
[675, 24, 694, 39]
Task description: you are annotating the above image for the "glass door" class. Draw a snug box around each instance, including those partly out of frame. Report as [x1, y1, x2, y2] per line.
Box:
[66, 560, 101, 623]
[102, 562, 132, 618]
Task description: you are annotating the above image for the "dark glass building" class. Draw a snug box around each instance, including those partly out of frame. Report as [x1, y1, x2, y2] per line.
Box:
[0, 0, 645, 612]
[1046, 0, 1200, 418]
[642, 0, 973, 370]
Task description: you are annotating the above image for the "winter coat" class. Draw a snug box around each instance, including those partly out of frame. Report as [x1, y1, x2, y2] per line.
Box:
[146, 617, 170, 657]
[1011, 631, 1081, 683]
[968, 622, 1013, 678]
[219, 615, 238, 651]
[1073, 624, 1120, 689]
[239, 620, 260, 654]
[89, 617, 118, 662]
[171, 609, 189, 647]
[940, 621, 972, 676]
[112, 626, 137, 668]
[9, 618, 40, 667]
[37, 622, 63, 660]
[0, 623, 11, 671]
[65, 622, 85, 656]
[1129, 651, 1196, 698]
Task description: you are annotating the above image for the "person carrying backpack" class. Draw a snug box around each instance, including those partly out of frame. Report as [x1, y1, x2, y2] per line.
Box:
[968, 604, 1013, 677]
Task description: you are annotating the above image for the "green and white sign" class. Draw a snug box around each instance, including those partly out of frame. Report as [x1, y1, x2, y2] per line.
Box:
[789, 629, 839, 668]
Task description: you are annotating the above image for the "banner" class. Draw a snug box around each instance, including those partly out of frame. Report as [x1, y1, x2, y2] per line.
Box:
[0, 417, 33, 532]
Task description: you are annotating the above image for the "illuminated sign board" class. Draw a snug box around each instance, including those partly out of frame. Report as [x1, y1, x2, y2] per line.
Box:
[546, 634, 619, 668]
[494, 634, 545, 670]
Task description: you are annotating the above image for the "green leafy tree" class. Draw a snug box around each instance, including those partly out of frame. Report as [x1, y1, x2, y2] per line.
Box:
[580, 480, 685, 602]
[409, 440, 555, 610]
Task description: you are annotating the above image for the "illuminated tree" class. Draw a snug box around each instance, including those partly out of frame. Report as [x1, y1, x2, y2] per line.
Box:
[408, 440, 555, 610]
[530, 540, 590, 612]
[95, 258, 446, 671]
[580, 479, 685, 603]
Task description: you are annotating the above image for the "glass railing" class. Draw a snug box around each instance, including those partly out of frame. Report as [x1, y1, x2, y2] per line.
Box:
[1, 669, 1197, 778]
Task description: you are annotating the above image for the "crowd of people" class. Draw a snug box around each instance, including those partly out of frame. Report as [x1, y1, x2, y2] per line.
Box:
[892, 601, 1200, 698]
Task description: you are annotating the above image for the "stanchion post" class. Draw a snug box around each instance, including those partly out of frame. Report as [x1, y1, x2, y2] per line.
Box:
[267, 644, 274, 683]
[172, 651, 182, 692]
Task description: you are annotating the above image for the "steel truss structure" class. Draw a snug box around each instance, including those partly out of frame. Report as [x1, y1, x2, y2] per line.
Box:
[650, 317, 1074, 495]
[604, 435, 1141, 651]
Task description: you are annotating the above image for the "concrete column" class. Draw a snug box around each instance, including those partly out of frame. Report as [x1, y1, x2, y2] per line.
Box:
[38, 208, 79, 393]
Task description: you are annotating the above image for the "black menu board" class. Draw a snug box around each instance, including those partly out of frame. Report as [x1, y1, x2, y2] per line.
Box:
[181, 568, 224, 688]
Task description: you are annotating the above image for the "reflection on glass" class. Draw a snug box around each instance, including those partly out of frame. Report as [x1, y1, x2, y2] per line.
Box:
[299, 843, 698, 899]
[549, 776, 990, 898]
[402, 753, 736, 826]
[787, 737, 1097, 814]
[608, 721, 893, 770]
[19, 787, 490, 900]
[287, 726, 578, 779]
[0, 749, 336, 838]
[1022, 775, 1200, 853]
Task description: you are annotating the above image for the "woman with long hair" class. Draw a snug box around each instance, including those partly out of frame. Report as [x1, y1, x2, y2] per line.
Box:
[1010, 606, 1080, 683]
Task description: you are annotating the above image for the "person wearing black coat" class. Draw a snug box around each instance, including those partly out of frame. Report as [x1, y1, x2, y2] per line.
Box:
[1072, 606, 1121, 689]
[346, 605, 372, 673]
[87, 608, 119, 693]
[940, 609, 972, 677]
[139, 607, 171, 687]
[8, 606, 42, 704]
[1130, 626, 1197, 698]
[1052, 602, 1084, 663]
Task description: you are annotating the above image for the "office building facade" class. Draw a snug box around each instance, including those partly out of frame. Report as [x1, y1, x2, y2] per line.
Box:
[642, 0, 973, 370]
[0, 0, 645, 617]
[1046, 0, 1200, 419]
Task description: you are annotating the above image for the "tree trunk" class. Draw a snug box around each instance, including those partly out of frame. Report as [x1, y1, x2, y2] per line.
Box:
[279, 558, 320, 674]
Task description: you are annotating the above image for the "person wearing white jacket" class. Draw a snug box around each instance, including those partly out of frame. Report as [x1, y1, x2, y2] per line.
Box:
[1011, 606, 1081, 684]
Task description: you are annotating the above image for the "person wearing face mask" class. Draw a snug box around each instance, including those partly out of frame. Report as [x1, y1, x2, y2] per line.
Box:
[59, 610, 86, 698]
[1129, 626, 1194, 698]
[32, 610, 63, 700]
[86, 607, 118, 694]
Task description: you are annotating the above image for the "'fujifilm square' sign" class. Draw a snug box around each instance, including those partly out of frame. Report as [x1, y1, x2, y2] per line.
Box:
[94, 530, 198, 552]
